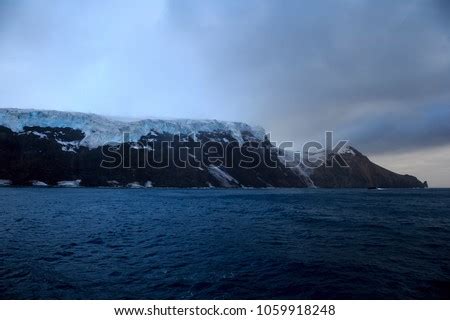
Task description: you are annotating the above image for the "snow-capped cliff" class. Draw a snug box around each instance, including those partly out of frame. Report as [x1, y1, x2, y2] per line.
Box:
[0, 108, 427, 188]
[0, 108, 265, 148]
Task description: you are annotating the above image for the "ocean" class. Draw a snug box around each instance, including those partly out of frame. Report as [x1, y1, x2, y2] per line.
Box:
[1, 188, 449, 299]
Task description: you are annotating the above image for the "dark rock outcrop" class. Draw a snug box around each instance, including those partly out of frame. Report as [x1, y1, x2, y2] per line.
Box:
[310, 147, 428, 188]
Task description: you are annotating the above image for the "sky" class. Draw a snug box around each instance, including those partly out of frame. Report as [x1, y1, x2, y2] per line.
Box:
[0, 0, 449, 186]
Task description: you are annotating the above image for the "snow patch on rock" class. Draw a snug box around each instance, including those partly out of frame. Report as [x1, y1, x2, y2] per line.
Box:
[127, 182, 143, 188]
[32, 131, 47, 139]
[107, 180, 120, 187]
[57, 180, 81, 187]
[55, 139, 80, 153]
[208, 166, 239, 187]
[144, 181, 153, 188]
[0, 179, 12, 186]
[32, 180, 48, 186]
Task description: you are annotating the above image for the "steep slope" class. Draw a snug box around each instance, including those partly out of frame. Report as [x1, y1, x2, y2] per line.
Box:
[309, 147, 428, 188]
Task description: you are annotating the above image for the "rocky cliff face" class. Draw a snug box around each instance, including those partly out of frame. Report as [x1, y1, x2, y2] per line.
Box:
[0, 108, 427, 188]
[309, 147, 428, 188]
[0, 109, 307, 188]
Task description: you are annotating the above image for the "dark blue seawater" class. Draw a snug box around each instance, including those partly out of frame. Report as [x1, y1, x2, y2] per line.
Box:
[1, 188, 450, 299]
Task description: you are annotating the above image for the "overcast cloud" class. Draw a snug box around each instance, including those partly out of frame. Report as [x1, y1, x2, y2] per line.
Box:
[0, 0, 449, 185]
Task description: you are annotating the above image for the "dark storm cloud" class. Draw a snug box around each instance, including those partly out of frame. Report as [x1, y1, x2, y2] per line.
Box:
[434, 0, 450, 19]
[339, 105, 450, 154]
[165, 0, 450, 153]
